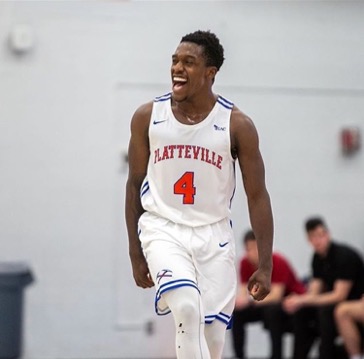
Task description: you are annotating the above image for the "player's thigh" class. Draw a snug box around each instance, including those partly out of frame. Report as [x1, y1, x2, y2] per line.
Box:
[139, 212, 196, 283]
[194, 218, 237, 320]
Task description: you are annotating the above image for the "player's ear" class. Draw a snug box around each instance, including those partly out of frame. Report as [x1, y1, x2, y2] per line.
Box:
[206, 66, 218, 80]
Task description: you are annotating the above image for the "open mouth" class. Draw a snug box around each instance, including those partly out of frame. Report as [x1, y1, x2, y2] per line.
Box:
[172, 76, 187, 91]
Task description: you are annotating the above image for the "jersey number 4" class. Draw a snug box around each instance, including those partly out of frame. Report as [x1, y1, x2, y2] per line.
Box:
[174, 171, 196, 205]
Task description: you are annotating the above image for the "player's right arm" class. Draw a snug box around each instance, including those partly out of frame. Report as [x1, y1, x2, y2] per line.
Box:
[125, 101, 154, 289]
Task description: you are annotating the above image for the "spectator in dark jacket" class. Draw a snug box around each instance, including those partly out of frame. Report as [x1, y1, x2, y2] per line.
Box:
[283, 217, 364, 359]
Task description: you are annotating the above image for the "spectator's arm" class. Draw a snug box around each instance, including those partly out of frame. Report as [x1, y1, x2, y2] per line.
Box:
[283, 278, 323, 313]
[307, 278, 324, 295]
[305, 279, 353, 306]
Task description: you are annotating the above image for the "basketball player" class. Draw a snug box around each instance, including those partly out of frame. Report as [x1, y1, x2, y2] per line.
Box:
[125, 30, 274, 359]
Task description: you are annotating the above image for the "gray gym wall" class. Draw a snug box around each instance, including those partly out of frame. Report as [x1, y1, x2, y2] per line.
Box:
[0, 1, 363, 358]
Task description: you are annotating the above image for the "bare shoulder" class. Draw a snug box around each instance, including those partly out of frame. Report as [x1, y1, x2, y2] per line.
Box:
[128, 101, 153, 170]
[130, 101, 153, 130]
[230, 105, 259, 154]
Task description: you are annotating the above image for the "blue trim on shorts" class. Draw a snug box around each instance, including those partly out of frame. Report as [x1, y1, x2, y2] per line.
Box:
[155, 279, 200, 316]
[205, 311, 232, 326]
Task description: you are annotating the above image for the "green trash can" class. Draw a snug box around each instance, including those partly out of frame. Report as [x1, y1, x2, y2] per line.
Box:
[0, 262, 33, 359]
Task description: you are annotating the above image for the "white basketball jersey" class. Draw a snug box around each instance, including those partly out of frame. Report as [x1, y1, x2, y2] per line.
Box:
[140, 92, 236, 226]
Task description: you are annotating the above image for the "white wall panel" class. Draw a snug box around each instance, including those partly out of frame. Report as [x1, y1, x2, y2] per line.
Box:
[0, 1, 363, 358]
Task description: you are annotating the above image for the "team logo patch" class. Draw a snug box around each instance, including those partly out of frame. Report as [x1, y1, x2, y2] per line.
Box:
[156, 269, 173, 284]
[213, 124, 226, 131]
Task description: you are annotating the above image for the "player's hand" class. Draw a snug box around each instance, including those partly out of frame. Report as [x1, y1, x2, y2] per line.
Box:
[247, 268, 271, 301]
[130, 251, 154, 289]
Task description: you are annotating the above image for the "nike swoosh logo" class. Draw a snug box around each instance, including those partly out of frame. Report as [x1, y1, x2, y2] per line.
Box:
[153, 119, 167, 125]
[219, 241, 229, 247]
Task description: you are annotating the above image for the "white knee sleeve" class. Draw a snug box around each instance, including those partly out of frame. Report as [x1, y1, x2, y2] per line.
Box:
[204, 320, 227, 359]
[163, 286, 211, 359]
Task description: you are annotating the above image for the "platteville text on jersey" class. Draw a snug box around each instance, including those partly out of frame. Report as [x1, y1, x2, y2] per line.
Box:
[153, 144, 223, 170]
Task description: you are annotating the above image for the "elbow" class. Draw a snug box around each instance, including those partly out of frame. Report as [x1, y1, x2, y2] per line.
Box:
[247, 189, 270, 206]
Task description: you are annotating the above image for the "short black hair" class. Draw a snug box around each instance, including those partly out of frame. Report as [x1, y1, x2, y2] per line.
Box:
[243, 229, 256, 244]
[305, 217, 327, 232]
[180, 30, 225, 71]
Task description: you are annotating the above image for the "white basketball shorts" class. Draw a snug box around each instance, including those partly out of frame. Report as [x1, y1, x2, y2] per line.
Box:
[138, 211, 237, 327]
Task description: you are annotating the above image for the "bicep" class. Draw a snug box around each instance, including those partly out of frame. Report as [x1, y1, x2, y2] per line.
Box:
[127, 104, 151, 185]
[232, 114, 267, 200]
[127, 132, 149, 181]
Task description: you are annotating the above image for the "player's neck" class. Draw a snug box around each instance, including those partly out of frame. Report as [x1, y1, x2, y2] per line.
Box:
[173, 93, 217, 124]
[175, 106, 210, 124]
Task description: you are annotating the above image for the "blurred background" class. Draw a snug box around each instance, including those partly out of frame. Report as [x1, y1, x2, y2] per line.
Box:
[0, 1, 363, 358]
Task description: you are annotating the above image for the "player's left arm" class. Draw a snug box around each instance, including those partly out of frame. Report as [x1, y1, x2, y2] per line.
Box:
[231, 107, 274, 301]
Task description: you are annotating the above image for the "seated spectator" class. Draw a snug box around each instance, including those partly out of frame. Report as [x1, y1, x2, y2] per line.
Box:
[231, 229, 306, 359]
[283, 216, 364, 359]
[335, 295, 364, 359]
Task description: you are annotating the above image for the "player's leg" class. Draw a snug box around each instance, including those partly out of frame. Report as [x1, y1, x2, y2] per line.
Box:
[139, 212, 210, 358]
[335, 300, 364, 358]
[192, 218, 237, 359]
[204, 320, 227, 359]
[163, 285, 211, 359]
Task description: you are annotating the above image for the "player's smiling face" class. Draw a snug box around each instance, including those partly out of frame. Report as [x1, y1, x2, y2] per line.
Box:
[171, 42, 215, 102]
